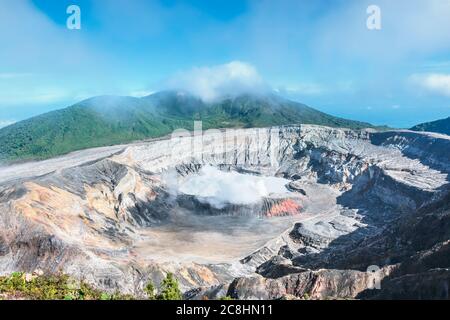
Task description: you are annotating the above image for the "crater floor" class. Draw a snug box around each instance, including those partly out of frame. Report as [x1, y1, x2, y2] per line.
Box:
[132, 176, 341, 264]
[0, 125, 449, 299]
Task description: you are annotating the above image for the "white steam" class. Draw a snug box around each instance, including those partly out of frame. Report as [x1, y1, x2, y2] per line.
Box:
[177, 166, 289, 209]
[166, 61, 269, 102]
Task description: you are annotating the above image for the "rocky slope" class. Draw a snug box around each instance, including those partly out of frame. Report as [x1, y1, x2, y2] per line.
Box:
[411, 116, 450, 136]
[0, 124, 449, 299]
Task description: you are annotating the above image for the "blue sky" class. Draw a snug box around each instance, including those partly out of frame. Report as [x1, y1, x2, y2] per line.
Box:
[1, 0, 450, 128]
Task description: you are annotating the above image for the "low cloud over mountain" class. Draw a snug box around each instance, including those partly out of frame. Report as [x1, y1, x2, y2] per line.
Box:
[166, 61, 269, 102]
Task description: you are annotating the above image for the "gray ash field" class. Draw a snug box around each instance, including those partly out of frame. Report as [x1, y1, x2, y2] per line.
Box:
[0, 125, 449, 299]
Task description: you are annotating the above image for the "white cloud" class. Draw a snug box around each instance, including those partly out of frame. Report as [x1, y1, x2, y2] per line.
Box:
[166, 61, 269, 102]
[176, 166, 289, 209]
[0, 120, 15, 128]
[0, 1, 103, 74]
[314, 0, 450, 63]
[0, 0, 118, 112]
[410, 73, 450, 97]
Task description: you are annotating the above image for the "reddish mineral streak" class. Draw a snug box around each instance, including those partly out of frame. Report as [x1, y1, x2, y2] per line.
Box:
[267, 199, 301, 217]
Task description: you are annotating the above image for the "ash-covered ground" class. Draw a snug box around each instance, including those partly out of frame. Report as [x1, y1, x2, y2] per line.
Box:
[0, 125, 449, 299]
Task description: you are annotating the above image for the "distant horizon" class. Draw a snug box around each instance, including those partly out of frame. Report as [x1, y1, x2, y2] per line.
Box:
[0, 86, 445, 130]
[1, 0, 450, 129]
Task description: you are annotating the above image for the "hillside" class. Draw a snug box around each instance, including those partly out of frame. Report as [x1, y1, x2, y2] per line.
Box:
[411, 116, 450, 136]
[0, 91, 374, 161]
[0, 125, 448, 298]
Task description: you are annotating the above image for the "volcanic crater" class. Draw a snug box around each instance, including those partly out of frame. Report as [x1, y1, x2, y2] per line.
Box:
[0, 124, 449, 299]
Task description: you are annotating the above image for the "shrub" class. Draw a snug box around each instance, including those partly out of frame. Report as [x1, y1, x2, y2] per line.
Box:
[156, 273, 182, 300]
[0, 271, 184, 300]
[0, 272, 133, 300]
[144, 281, 156, 299]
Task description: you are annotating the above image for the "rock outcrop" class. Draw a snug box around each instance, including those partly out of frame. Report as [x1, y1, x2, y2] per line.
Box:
[0, 124, 449, 299]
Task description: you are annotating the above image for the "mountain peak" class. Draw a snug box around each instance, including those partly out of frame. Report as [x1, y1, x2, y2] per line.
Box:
[0, 90, 375, 161]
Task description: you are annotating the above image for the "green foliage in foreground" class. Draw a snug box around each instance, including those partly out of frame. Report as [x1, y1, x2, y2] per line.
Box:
[145, 273, 182, 300]
[144, 281, 156, 300]
[0, 272, 133, 300]
[0, 271, 183, 301]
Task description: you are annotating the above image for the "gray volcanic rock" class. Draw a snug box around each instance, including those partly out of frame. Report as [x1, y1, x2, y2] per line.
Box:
[286, 181, 307, 195]
[290, 219, 358, 250]
[0, 124, 449, 298]
[227, 268, 393, 300]
[368, 269, 450, 300]
[256, 256, 306, 278]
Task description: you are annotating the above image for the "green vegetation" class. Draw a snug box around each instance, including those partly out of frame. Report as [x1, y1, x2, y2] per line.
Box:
[410, 116, 450, 136]
[0, 272, 132, 300]
[147, 273, 182, 300]
[0, 271, 183, 301]
[144, 281, 156, 299]
[301, 293, 311, 300]
[157, 273, 182, 300]
[0, 91, 378, 162]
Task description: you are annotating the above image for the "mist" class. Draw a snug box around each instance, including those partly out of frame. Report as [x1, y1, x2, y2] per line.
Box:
[175, 166, 290, 209]
[165, 61, 270, 103]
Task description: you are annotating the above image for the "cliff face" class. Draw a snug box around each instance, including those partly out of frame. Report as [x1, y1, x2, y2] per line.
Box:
[0, 125, 449, 299]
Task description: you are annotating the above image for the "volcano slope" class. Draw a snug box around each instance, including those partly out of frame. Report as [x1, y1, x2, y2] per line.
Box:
[0, 125, 449, 299]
